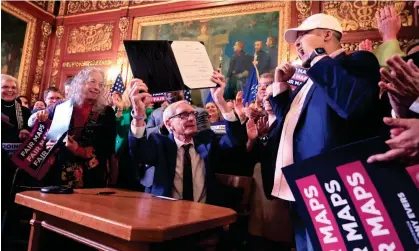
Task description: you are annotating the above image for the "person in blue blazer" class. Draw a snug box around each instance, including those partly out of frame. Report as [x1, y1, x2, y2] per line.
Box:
[128, 72, 248, 205]
[270, 14, 383, 251]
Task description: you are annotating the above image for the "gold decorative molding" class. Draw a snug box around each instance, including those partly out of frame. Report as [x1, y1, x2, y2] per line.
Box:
[66, 0, 128, 15]
[1, 2, 37, 97]
[322, 1, 413, 31]
[132, 2, 291, 63]
[67, 23, 114, 54]
[31, 21, 52, 103]
[341, 41, 381, 52]
[33, 1, 47, 9]
[117, 17, 129, 82]
[47, 0, 54, 13]
[62, 60, 113, 68]
[341, 38, 419, 52]
[50, 26, 65, 87]
[131, 0, 158, 6]
[59, 0, 66, 16]
[296, 0, 312, 25]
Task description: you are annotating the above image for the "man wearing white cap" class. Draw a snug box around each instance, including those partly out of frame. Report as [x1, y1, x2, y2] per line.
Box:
[268, 14, 383, 250]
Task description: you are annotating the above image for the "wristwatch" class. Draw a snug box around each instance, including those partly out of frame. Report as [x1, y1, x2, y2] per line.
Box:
[303, 48, 327, 68]
[260, 135, 269, 144]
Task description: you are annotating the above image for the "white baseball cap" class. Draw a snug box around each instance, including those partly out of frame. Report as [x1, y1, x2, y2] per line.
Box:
[284, 13, 343, 44]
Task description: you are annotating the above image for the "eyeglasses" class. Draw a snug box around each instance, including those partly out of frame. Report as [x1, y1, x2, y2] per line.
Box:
[1, 86, 17, 90]
[169, 111, 199, 120]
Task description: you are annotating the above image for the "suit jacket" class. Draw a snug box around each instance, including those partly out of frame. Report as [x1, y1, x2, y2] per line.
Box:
[269, 51, 382, 172]
[129, 119, 247, 205]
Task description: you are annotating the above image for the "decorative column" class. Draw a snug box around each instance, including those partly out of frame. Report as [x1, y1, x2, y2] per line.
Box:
[117, 17, 130, 83]
[31, 21, 52, 103]
[50, 26, 64, 87]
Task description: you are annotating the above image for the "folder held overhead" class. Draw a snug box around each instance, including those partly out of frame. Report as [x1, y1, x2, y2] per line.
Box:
[124, 40, 217, 94]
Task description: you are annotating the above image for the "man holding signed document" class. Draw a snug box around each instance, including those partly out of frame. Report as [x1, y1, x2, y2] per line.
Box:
[3, 4, 419, 251]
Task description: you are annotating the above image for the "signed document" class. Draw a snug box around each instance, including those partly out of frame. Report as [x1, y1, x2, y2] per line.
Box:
[124, 40, 216, 94]
[171, 41, 217, 90]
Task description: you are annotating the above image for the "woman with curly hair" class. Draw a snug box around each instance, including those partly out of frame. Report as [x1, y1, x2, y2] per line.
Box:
[30, 67, 116, 188]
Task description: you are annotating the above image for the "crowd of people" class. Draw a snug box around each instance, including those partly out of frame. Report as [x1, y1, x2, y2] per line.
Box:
[2, 4, 419, 251]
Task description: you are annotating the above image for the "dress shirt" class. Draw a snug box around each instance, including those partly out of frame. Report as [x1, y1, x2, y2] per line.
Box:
[271, 48, 345, 201]
[409, 97, 419, 114]
[172, 137, 206, 202]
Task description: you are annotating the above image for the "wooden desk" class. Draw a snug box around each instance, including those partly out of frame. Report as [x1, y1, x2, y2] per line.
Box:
[15, 188, 236, 251]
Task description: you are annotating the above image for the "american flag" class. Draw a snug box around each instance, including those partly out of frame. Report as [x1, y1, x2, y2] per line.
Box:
[184, 88, 192, 104]
[110, 74, 125, 94]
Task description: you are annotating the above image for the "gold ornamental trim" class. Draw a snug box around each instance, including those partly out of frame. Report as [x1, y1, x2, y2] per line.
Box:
[322, 1, 413, 31]
[296, 0, 312, 25]
[59, 0, 66, 16]
[31, 21, 52, 103]
[26, 1, 55, 18]
[67, 23, 114, 54]
[117, 17, 129, 83]
[66, 0, 129, 15]
[62, 60, 113, 68]
[60, 0, 179, 18]
[50, 26, 65, 87]
[47, 0, 54, 13]
[1, 1, 37, 97]
[341, 38, 419, 52]
[132, 1, 291, 63]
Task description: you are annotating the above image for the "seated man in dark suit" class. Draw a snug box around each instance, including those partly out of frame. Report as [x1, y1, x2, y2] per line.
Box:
[270, 13, 382, 250]
[128, 72, 248, 205]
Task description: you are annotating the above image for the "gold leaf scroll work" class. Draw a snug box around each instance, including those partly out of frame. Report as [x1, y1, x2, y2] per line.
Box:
[67, 24, 114, 54]
[322, 1, 413, 31]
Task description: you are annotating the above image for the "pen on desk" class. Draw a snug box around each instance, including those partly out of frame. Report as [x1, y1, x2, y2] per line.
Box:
[153, 195, 178, 201]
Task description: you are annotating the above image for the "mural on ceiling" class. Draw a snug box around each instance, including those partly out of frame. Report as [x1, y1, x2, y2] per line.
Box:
[1, 10, 27, 79]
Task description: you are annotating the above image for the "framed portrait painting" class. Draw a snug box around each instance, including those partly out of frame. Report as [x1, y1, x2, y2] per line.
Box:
[131, 2, 291, 104]
[1, 2, 36, 96]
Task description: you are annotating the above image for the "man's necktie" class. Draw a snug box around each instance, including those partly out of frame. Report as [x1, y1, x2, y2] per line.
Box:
[182, 144, 194, 201]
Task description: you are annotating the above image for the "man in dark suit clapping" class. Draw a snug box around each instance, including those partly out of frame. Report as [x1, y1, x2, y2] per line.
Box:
[128, 72, 248, 205]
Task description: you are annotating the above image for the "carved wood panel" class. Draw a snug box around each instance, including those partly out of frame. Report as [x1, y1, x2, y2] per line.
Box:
[33, 1, 54, 13]
[66, 23, 114, 54]
[321, 1, 415, 31]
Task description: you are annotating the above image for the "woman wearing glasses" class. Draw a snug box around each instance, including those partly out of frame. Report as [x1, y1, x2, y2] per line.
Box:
[1, 74, 31, 146]
[30, 67, 116, 188]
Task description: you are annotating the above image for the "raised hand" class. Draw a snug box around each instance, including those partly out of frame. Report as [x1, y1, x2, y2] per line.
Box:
[256, 116, 269, 138]
[210, 71, 229, 113]
[359, 39, 373, 52]
[111, 92, 124, 111]
[379, 56, 419, 117]
[367, 117, 419, 164]
[274, 63, 295, 83]
[233, 91, 246, 122]
[129, 78, 152, 125]
[376, 5, 401, 42]
[36, 110, 49, 122]
[246, 118, 258, 141]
